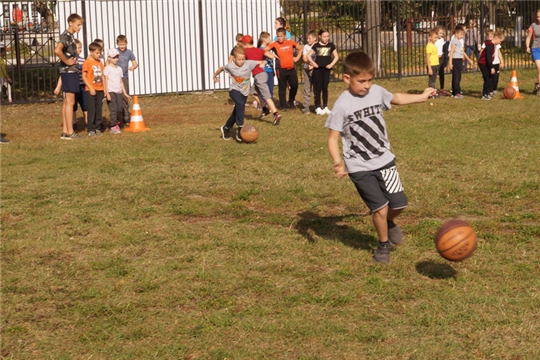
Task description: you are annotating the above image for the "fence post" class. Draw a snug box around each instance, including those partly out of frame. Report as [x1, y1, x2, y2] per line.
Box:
[515, 16, 523, 47]
[406, 18, 412, 51]
[396, 1, 402, 80]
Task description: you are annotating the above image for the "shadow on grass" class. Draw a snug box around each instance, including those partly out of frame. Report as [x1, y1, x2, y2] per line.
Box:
[295, 211, 375, 251]
[415, 260, 457, 279]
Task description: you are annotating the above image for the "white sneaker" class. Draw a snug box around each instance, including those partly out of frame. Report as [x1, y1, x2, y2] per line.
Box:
[322, 107, 331, 114]
[315, 107, 323, 115]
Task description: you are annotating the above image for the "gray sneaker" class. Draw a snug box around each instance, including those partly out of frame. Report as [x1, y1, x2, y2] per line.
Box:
[388, 224, 403, 245]
[373, 243, 391, 263]
[87, 131, 96, 137]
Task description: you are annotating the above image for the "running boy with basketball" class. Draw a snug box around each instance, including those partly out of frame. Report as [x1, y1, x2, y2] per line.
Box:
[326, 52, 436, 263]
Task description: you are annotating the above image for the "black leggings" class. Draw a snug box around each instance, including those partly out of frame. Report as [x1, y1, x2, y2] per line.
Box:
[312, 67, 330, 108]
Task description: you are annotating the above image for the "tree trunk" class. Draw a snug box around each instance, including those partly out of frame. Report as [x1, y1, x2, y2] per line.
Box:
[365, 0, 382, 76]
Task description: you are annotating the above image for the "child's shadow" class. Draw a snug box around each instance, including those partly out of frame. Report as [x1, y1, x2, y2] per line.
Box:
[295, 211, 375, 251]
[244, 114, 272, 124]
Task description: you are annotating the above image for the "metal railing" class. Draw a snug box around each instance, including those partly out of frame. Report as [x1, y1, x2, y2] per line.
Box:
[1, 0, 537, 104]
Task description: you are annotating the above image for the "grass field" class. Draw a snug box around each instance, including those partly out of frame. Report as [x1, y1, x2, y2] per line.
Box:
[2, 69, 540, 359]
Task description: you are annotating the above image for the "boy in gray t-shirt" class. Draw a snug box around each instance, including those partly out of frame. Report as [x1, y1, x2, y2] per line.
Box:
[448, 26, 472, 98]
[325, 52, 435, 263]
[214, 46, 263, 142]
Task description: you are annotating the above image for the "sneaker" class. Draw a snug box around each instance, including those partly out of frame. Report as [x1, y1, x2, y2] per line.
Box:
[315, 107, 323, 115]
[533, 83, 539, 95]
[272, 112, 282, 126]
[302, 108, 310, 114]
[220, 126, 230, 140]
[60, 132, 79, 140]
[439, 89, 450, 96]
[236, 128, 243, 142]
[87, 131, 96, 137]
[259, 106, 270, 118]
[322, 107, 331, 114]
[0, 136, 9, 144]
[95, 129, 103, 136]
[481, 94, 492, 100]
[373, 242, 392, 263]
[387, 222, 403, 246]
[453, 94, 464, 99]
[288, 101, 296, 109]
[110, 125, 121, 134]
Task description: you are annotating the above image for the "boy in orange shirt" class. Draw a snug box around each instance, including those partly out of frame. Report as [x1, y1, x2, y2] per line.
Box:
[265, 28, 303, 110]
[82, 42, 105, 137]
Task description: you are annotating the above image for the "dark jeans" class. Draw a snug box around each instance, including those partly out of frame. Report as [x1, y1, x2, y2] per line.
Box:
[107, 92, 124, 127]
[122, 77, 130, 122]
[312, 67, 330, 108]
[439, 58, 447, 89]
[492, 64, 500, 90]
[86, 90, 104, 132]
[428, 65, 439, 88]
[451, 59, 463, 96]
[479, 65, 496, 96]
[225, 90, 247, 129]
[276, 67, 298, 108]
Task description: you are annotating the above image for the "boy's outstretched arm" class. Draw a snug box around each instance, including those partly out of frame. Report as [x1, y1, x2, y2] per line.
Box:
[327, 129, 348, 178]
[391, 88, 437, 105]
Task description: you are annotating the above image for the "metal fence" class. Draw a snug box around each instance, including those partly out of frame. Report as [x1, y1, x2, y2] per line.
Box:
[1, 0, 538, 104]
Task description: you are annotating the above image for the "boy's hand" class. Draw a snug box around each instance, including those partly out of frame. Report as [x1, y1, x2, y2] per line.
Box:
[213, 76, 219, 83]
[128, 66, 135, 71]
[124, 94, 132, 101]
[428, 68, 433, 76]
[89, 88, 96, 96]
[333, 163, 347, 178]
[106, 93, 111, 101]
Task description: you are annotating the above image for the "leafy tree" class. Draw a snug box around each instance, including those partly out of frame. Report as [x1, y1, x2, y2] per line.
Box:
[33, 1, 56, 29]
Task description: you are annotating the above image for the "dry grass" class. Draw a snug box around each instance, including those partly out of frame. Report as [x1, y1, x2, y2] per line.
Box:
[2, 69, 540, 359]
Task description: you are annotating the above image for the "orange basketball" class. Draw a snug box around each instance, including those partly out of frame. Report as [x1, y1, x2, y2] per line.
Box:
[240, 124, 259, 143]
[503, 86, 516, 99]
[435, 220, 477, 262]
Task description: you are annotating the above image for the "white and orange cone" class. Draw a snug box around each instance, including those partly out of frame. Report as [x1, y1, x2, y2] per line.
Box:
[125, 96, 150, 132]
[507, 70, 524, 99]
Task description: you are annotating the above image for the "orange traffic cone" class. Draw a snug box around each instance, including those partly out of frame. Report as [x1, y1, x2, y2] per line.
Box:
[508, 70, 524, 99]
[124, 96, 150, 132]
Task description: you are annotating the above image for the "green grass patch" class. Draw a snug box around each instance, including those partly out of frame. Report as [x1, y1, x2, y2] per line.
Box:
[2, 70, 540, 358]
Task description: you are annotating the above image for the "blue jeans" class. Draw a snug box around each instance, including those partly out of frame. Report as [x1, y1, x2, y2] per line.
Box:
[465, 45, 479, 69]
[225, 90, 247, 129]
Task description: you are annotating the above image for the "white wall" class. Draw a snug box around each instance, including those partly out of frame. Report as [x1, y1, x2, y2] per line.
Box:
[57, 0, 280, 96]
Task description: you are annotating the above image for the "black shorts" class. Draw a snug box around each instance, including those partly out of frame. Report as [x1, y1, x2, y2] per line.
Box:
[60, 72, 79, 93]
[349, 160, 408, 213]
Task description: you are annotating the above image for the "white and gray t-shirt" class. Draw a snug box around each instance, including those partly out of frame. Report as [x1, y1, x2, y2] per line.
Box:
[223, 60, 260, 96]
[325, 85, 396, 173]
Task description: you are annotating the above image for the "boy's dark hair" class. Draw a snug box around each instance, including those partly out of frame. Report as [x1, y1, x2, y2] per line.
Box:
[235, 33, 243, 42]
[231, 45, 245, 57]
[93, 38, 103, 44]
[276, 28, 286, 36]
[88, 42, 102, 52]
[454, 25, 465, 33]
[343, 51, 375, 76]
[306, 30, 317, 38]
[116, 35, 127, 43]
[429, 28, 439, 37]
[67, 13, 83, 23]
